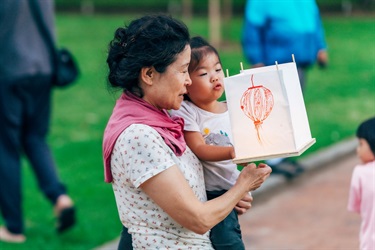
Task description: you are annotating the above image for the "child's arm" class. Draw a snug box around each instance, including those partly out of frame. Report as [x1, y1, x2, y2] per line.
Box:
[184, 131, 235, 161]
[347, 167, 361, 214]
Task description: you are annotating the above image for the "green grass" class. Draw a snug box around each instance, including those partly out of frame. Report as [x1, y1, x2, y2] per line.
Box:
[0, 14, 374, 250]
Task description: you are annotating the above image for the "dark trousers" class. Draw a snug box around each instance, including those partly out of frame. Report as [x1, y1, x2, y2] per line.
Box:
[0, 75, 66, 234]
[118, 226, 132, 250]
[207, 190, 245, 250]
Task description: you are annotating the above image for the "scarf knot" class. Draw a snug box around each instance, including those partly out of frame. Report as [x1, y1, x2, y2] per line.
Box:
[102, 92, 186, 183]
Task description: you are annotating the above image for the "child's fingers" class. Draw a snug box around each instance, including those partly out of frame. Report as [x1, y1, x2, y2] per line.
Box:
[257, 163, 269, 168]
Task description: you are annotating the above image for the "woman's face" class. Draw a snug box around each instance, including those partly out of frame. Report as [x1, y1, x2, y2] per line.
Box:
[143, 45, 192, 110]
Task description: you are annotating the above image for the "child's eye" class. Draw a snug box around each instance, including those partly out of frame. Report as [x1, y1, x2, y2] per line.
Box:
[216, 68, 222, 72]
[199, 72, 207, 77]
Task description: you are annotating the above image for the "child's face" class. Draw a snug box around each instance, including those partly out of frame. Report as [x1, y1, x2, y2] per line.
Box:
[187, 52, 225, 105]
[356, 138, 375, 163]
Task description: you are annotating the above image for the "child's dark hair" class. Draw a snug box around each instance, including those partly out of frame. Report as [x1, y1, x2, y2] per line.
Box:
[188, 36, 221, 73]
[106, 14, 190, 97]
[356, 117, 375, 155]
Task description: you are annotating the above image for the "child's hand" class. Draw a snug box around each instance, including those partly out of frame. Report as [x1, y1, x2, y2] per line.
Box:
[235, 192, 253, 215]
[256, 163, 269, 168]
[238, 162, 267, 168]
[238, 162, 249, 167]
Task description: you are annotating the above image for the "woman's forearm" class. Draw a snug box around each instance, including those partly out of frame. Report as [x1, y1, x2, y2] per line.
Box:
[141, 164, 270, 234]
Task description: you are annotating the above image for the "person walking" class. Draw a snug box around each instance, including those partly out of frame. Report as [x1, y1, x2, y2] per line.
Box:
[0, 0, 76, 243]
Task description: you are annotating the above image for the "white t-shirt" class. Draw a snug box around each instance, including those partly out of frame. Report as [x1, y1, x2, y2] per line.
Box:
[170, 101, 240, 191]
[111, 124, 213, 249]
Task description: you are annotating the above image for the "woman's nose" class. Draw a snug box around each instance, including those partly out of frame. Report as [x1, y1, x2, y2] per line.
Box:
[186, 74, 192, 86]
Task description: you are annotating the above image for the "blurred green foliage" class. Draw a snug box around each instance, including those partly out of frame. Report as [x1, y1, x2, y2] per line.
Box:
[55, 0, 374, 13]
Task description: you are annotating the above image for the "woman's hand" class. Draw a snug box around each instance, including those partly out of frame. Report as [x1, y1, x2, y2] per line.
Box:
[234, 192, 253, 215]
[237, 163, 272, 192]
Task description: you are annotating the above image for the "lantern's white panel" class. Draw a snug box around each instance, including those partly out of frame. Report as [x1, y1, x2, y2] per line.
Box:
[277, 63, 314, 150]
[224, 61, 315, 164]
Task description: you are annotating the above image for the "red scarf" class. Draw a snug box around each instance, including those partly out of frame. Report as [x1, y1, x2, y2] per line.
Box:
[102, 91, 186, 183]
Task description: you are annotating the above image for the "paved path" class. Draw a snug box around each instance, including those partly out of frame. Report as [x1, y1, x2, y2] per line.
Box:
[240, 152, 361, 250]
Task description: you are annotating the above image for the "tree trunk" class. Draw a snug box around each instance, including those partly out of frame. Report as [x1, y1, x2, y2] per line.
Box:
[182, 0, 192, 21]
[208, 0, 221, 48]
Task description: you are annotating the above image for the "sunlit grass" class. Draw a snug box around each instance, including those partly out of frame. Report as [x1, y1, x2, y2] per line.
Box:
[0, 14, 373, 250]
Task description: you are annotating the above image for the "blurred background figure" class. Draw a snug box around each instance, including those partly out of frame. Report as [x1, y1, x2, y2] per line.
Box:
[0, 0, 75, 243]
[347, 117, 375, 250]
[241, 0, 328, 178]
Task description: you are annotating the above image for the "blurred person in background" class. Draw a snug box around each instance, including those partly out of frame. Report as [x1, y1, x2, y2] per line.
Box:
[0, 0, 75, 243]
[348, 117, 375, 250]
[241, 0, 328, 178]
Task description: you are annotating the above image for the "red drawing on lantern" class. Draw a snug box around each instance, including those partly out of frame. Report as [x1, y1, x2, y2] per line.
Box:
[240, 74, 274, 142]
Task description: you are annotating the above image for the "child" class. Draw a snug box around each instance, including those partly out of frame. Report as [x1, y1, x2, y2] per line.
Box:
[347, 117, 375, 250]
[170, 36, 250, 250]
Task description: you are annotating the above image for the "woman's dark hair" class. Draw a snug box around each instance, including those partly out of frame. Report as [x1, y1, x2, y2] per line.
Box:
[188, 36, 221, 74]
[106, 14, 190, 97]
[356, 117, 375, 155]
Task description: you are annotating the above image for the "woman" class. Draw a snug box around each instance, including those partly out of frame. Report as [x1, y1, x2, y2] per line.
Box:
[103, 14, 272, 249]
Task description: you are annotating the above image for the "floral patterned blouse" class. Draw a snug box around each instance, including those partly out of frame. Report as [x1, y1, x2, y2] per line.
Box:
[111, 124, 213, 249]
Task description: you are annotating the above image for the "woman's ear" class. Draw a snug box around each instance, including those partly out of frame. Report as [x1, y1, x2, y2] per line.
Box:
[140, 67, 153, 86]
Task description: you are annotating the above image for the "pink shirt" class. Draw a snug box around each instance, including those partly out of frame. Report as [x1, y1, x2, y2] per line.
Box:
[348, 161, 375, 250]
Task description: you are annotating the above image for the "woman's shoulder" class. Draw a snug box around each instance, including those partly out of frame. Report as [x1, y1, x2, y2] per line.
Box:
[120, 124, 163, 140]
